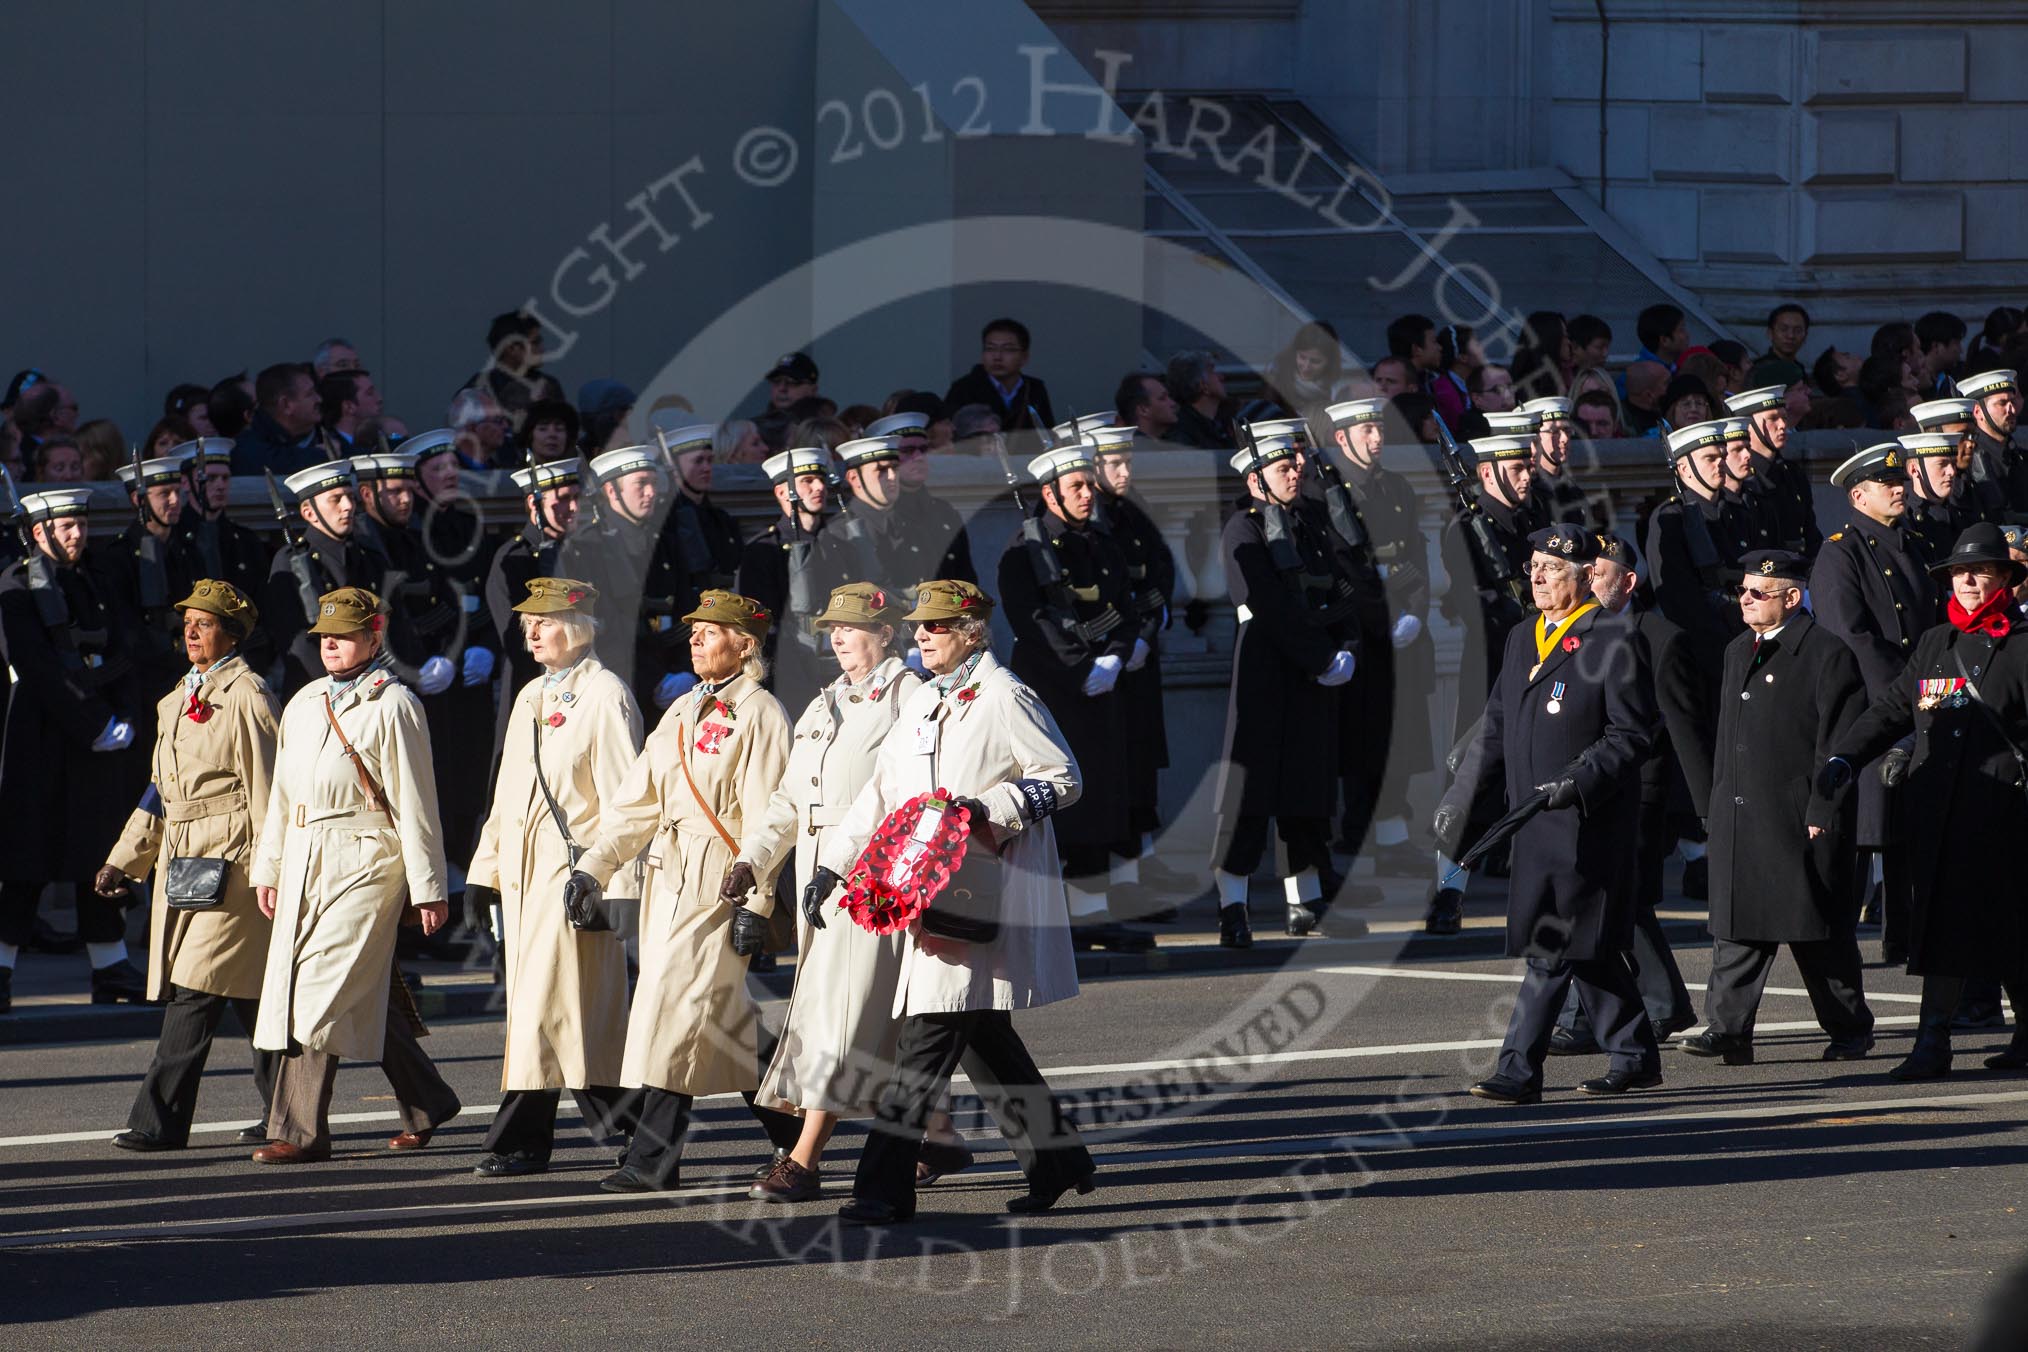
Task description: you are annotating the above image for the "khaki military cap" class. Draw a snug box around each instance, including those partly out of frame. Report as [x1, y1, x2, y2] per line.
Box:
[176, 579, 259, 637]
[813, 581, 898, 629]
[681, 588, 771, 639]
[514, 576, 599, 616]
[903, 578, 994, 622]
[308, 585, 385, 635]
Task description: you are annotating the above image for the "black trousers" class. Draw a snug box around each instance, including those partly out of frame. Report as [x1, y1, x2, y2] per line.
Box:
[125, 984, 279, 1144]
[619, 1028, 803, 1185]
[1214, 814, 1330, 880]
[1869, 846, 1912, 954]
[853, 1009, 1092, 1216]
[1557, 905, 1694, 1037]
[1704, 935, 1874, 1042]
[1497, 954, 1660, 1089]
[0, 879, 126, 946]
[483, 1086, 629, 1162]
[1061, 840, 1141, 882]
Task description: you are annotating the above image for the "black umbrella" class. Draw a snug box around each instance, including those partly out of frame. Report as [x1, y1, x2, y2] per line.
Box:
[1443, 787, 1552, 886]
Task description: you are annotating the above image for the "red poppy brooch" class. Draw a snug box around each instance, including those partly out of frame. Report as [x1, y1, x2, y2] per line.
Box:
[184, 694, 213, 724]
[1562, 635, 1581, 652]
[547, 712, 566, 728]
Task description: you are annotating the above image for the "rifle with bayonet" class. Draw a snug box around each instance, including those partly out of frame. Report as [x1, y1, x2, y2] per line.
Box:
[996, 410, 1121, 650]
[1432, 409, 1527, 610]
[265, 469, 324, 622]
[1240, 420, 1359, 627]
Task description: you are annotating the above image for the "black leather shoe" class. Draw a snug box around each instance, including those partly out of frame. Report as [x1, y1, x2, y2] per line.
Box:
[1424, 887, 1463, 936]
[475, 1152, 547, 1177]
[1822, 1036, 1875, 1061]
[916, 1137, 975, 1186]
[1654, 1013, 1698, 1043]
[1678, 1030, 1754, 1065]
[1951, 1001, 2005, 1030]
[91, 959, 148, 1005]
[1006, 1174, 1095, 1214]
[599, 1165, 670, 1193]
[112, 1130, 180, 1152]
[1881, 940, 1908, 966]
[1887, 1046, 1952, 1081]
[236, 1124, 269, 1145]
[1070, 922, 1155, 953]
[1986, 1043, 2028, 1070]
[839, 1198, 912, 1226]
[1580, 1067, 1663, 1095]
[1218, 904, 1252, 950]
[1547, 1027, 1600, 1057]
[1468, 1077, 1540, 1105]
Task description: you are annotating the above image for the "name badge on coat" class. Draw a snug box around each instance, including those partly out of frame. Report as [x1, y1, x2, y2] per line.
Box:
[909, 721, 938, 755]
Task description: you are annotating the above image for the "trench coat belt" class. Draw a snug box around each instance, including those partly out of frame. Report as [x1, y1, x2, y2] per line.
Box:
[664, 816, 741, 843]
[806, 804, 847, 835]
[294, 804, 388, 829]
[164, 790, 248, 823]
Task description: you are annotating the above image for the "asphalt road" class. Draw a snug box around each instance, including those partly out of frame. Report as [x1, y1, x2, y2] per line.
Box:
[4, 942, 2027, 1350]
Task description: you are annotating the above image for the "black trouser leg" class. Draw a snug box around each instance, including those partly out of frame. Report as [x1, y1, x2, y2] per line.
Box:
[1214, 815, 1270, 878]
[745, 1023, 803, 1152]
[1791, 935, 1874, 1041]
[855, 1014, 973, 1215]
[958, 1011, 1092, 1195]
[1704, 938, 1778, 1038]
[126, 985, 232, 1144]
[626, 1086, 693, 1187]
[483, 1090, 562, 1160]
[1273, 817, 1331, 880]
[1881, 846, 1912, 954]
[572, 1085, 630, 1145]
[1496, 959, 1578, 1089]
[1059, 842, 1112, 884]
[1914, 975, 1966, 1058]
[1572, 955, 1660, 1073]
[1562, 887, 1690, 1039]
[377, 1015, 462, 1136]
[0, 880, 43, 946]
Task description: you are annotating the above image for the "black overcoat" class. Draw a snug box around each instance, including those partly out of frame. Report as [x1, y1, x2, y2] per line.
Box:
[735, 513, 835, 716]
[1102, 492, 1174, 817]
[1707, 613, 1867, 942]
[1444, 606, 1655, 961]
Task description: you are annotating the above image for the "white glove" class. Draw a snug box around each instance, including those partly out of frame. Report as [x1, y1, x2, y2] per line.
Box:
[1316, 650, 1356, 688]
[655, 672, 697, 709]
[461, 646, 495, 687]
[92, 716, 134, 753]
[1081, 653, 1124, 697]
[1390, 614, 1422, 649]
[904, 648, 928, 676]
[416, 655, 455, 696]
[1125, 637, 1151, 672]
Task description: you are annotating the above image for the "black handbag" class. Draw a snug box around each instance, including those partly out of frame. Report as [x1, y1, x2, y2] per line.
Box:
[533, 716, 636, 936]
[163, 856, 230, 911]
[919, 835, 1001, 944]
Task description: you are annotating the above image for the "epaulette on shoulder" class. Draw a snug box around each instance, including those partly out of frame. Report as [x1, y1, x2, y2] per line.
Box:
[1827, 531, 1844, 542]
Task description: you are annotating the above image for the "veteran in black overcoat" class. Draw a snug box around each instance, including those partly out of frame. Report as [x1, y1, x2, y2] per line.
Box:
[1686, 551, 1874, 1063]
[1440, 524, 1659, 1101]
[1830, 523, 2028, 1077]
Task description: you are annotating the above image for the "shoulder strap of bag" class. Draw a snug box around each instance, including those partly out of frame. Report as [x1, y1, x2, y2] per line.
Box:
[530, 715, 578, 853]
[675, 720, 740, 854]
[1951, 646, 2028, 781]
[323, 694, 393, 817]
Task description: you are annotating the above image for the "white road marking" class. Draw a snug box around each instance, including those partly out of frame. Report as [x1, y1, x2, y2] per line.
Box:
[1318, 963, 1924, 1003]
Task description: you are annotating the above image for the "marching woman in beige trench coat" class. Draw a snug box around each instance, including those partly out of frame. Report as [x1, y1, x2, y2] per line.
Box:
[466, 577, 640, 1177]
[564, 589, 798, 1193]
[97, 580, 282, 1152]
[732, 581, 928, 1202]
[807, 580, 1094, 1226]
[247, 586, 462, 1164]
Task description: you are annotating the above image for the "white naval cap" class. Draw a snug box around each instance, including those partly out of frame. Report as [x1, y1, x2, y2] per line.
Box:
[1231, 433, 1302, 474]
[1664, 420, 1728, 461]
[1829, 442, 1906, 489]
[282, 459, 357, 499]
[1080, 425, 1136, 454]
[510, 457, 582, 494]
[1242, 416, 1310, 445]
[1469, 435, 1533, 463]
[1050, 412, 1114, 442]
[400, 427, 459, 462]
[20, 487, 94, 522]
[170, 437, 234, 467]
[651, 420, 715, 458]
[1519, 396, 1572, 423]
[116, 455, 189, 490]
[834, 435, 899, 469]
[865, 412, 929, 439]
[349, 451, 418, 482]
[1027, 445, 1095, 484]
[1483, 409, 1541, 435]
[1719, 416, 1752, 441]
[762, 446, 831, 484]
[1910, 398, 1976, 430]
[1897, 432, 1959, 460]
[1956, 368, 2019, 399]
[1325, 397, 1387, 426]
[587, 444, 663, 484]
[1724, 384, 1786, 416]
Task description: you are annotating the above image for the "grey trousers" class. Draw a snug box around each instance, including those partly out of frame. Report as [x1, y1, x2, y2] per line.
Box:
[268, 974, 461, 1150]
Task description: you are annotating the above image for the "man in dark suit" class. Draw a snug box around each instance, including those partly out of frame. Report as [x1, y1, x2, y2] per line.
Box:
[1811, 442, 1934, 964]
[1682, 548, 1875, 1064]
[1437, 523, 1660, 1103]
[940, 318, 1055, 433]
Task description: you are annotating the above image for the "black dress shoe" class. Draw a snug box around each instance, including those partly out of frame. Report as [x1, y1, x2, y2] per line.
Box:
[1547, 1027, 1601, 1057]
[1654, 1013, 1698, 1043]
[1887, 1046, 1952, 1081]
[1580, 1067, 1662, 1095]
[1424, 887, 1463, 936]
[475, 1152, 548, 1177]
[1951, 1001, 2005, 1030]
[1218, 904, 1252, 950]
[599, 1165, 671, 1193]
[1677, 1030, 1754, 1065]
[839, 1198, 912, 1226]
[1006, 1174, 1095, 1214]
[111, 1130, 180, 1152]
[1985, 1043, 2028, 1071]
[1070, 922, 1155, 953]
[1284, 902, 1322, 937]
[1468, 1077, 1540, 1105]
[1822, 1035, 1875, 1061]
[236, 1124, 269, 1145]
[91, 959, 148, 1005]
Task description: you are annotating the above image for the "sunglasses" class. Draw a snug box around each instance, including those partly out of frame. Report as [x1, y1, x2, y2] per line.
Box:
[914, 621, 954, 634]
[1732, 584, 1796, 601]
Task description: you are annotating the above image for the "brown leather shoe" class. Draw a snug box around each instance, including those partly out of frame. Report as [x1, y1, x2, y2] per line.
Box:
[251, 1141, 331, 1165]
[749, 1157, 820, 1203]
[388, 1129, 435, 1151]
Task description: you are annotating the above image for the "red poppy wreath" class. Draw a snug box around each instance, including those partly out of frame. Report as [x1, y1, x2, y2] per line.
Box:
[839, 789, 975, 935]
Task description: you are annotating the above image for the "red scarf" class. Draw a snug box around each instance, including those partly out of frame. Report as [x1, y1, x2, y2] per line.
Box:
[1948, 589, 2014, 638]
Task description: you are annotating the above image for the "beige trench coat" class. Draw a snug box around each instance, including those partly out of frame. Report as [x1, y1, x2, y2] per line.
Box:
[250, 665, 448, 1060]
[578, 672, 791, 1097]
[820, 650, 1082, 1017]
[469, 657, 639, 1091]
[741, 656, 920, 1115]
[104, 655, 281, 1002]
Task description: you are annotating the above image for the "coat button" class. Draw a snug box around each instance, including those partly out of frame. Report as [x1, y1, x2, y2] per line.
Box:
[1740, 691, 1750, 700]
[1734, 796, 1745, 805]
[811, 775, 820, 785]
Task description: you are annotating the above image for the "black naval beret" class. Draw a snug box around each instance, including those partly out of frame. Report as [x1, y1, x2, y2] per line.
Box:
[1739, 548, 1807, 583]
[1594, 533, 1637, 567]
[1527, 523, 1598, 563]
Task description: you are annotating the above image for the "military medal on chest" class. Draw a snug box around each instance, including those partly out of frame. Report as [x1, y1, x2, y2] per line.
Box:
[1546, 679, 1565, 715]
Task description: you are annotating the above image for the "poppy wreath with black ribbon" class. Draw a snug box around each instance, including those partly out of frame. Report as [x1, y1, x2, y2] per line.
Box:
[839, 789, 975, 935]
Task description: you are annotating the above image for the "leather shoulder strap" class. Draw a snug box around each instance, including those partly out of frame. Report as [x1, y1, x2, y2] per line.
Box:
[674, 720, 739, 854]
[323, 694, 393, 816]
[530, 715, 578, 851]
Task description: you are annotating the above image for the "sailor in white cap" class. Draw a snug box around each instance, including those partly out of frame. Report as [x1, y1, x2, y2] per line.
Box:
[570, 442, 692, 714]
[174, 438, 271, 613]
[655, 423, 745, 618]
[106, 452, 202, 707]
[1899, 432, 1976, 566]
[1211, 433, 1360, 950]
[267, 460, 380, 695]
[1645, 422, 1759, 661]
[1911, 396, 2003, 525]
[0, 485, 149, 1009]
[1715, 417, 1782, 555]
[734, 445, 835, 715]
[483, 456, 584, 724]
[883, 412, 976, 587]
[1724, 384, 1821, 555]
[1520, 396, 1598, 528]
[995, 442, 1150, 955]
[1956, 368, 2025, 512]
[1812, 441, 1935, 966]
[816, 433, 973, 615]
[1049, 411, 1114, 445]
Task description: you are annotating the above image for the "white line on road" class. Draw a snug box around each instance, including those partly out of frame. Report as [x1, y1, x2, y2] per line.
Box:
[1317, 964, 1924, 1003]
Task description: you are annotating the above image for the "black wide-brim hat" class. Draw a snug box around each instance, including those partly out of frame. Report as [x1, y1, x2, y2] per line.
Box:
[1927, 522, 2028, 585]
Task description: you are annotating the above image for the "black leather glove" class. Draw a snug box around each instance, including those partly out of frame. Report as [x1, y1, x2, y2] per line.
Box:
[1815, 757, 1854, 796]
[729, 904, 768, 956]
[952, 796, 990, 825]
[1431, 802, 1463, 860]
[1878, 746, 1911, 789]
[801, 865, 842, 931]
[562, 870, 601, 928]
[463, 882, 501, 917]
[1539, 778, 1580, 810]
[719, 861, 757, 904]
